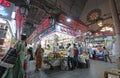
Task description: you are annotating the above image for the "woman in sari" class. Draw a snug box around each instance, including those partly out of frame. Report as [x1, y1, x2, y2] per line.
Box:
[35, 44, 44, 72]
[2, 34, 27, 78]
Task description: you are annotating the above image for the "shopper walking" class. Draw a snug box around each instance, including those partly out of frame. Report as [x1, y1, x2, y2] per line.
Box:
[24, 49, 31, 74]
[67, 43, 74, 70]
[103, 47, 112, 63]
[93, 50, 96, 60]
[73, 44, 79, 68]
[28, 47, 34, 60]
[2, 34, 27, 78]
[35, 44, 44, 72]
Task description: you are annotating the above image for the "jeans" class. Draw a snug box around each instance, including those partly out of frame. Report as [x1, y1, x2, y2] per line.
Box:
[104, 55, 112, 63]
[74, 56, 79, 68]
[67, 56, 74, 69]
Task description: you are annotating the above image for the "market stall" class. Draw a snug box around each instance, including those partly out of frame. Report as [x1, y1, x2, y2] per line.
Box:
[0, 4, 16, 60]
[38, 25, 76, 69]
[88, 36, 115, 61]
[39, 24, 90, 70]
[0, 19, 12, 58]
[40, 25, 76, 57]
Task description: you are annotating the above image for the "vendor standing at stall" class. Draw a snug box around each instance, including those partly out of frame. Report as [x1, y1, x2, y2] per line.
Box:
[59, 43, 64, 50]
[67, 43, 74, 70]
[78, 44, 83, 54]
[73, 44, 79, 68]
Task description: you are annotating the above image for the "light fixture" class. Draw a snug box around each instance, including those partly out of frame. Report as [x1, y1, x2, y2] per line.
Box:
[100, 27, 113, 32]
[58, 23, 64, 26]
[66, 18, 71, 22]
[96, 18, 103, 27]
[11, 12, 16, 19]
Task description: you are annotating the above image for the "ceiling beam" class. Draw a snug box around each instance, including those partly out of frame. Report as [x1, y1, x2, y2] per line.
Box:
[30, 0, 87, 27]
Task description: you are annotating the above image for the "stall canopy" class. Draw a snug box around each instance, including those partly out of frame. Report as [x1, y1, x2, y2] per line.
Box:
[27, 14, 88, 42]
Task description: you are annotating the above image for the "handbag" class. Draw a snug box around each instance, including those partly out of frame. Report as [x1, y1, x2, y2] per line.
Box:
[0, 47, 18, 68]
[0, 41, 20, 68]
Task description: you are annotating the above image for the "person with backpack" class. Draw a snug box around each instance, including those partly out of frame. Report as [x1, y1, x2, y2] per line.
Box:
[103, 47, 112, 63]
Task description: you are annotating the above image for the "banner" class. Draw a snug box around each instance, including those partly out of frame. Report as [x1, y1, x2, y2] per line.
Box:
[56, 25, 77, 36]
[39, 25, 56, 38]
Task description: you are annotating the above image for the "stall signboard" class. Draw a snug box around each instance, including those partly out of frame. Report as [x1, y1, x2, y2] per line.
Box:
[0, 3, 14, 20]
[0, 0, 10, 7]
[39, 25, 77, 39]
[56, 25, 77, 36]
[39, 25, 56, 38]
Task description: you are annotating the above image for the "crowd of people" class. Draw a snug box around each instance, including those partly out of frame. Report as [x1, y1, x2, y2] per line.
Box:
[66, 43, 83, 70]
[60, 43, 112, 70]
[46, 42, 112, 70]
[89, 46, 112, 63]
[1, 34, 112, 78]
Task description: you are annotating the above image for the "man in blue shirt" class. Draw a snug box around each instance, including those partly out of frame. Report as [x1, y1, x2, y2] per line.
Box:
[59, 43, 64, 49]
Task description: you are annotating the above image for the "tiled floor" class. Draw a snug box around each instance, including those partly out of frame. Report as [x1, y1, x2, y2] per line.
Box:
[27, 70, 49, 78]
[27, 60, 117, 78]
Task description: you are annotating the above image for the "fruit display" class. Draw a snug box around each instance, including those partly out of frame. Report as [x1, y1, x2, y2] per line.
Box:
[79, 53, 89, 59]
[48, 53, 54, 60]
[47, 51, 67, 59]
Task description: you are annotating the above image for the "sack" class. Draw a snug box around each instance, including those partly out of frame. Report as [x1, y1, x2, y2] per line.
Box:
[0, 47, 18, 68]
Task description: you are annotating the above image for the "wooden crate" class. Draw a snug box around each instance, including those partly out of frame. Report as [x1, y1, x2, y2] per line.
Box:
[104, 69, 120, 78]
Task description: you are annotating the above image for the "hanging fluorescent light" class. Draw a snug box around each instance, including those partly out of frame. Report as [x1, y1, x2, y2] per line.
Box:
[58, 23, 64, 26]
[66, 18, 71, 22]
[100, 27, 113, 32]
[96, 18, 103, 27]
[0, 18, 6, 23]
[97, 20, 103, 27]
[11, 12, 16, 19]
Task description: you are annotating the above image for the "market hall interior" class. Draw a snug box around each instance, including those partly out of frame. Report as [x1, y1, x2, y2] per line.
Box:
[0, 0, 120, 78]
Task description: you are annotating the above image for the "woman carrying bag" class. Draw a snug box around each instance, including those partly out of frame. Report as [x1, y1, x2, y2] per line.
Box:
[2, 34, 27, 78]
[35, 44, 44, 72]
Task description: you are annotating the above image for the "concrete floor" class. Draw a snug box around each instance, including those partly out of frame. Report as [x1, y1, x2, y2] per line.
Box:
[27, 60, 117, 78]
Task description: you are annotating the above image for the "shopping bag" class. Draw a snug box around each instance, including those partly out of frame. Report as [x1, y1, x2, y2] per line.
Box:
[0, 47, 18, 68]
[24, 59, 27, 71]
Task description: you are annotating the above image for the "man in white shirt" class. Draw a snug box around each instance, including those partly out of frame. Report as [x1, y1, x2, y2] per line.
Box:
[67, 43, 74, 70]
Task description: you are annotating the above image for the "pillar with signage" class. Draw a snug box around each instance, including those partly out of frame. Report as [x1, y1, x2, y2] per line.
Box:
[109, 0, 120, 69]
[16, 8, 25, 40]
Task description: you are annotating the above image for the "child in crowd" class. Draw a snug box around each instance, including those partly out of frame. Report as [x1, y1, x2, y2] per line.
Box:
[25, 49, 31, 73]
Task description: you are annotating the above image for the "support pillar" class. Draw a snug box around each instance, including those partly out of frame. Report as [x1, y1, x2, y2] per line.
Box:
[109, 0, 120, 69]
